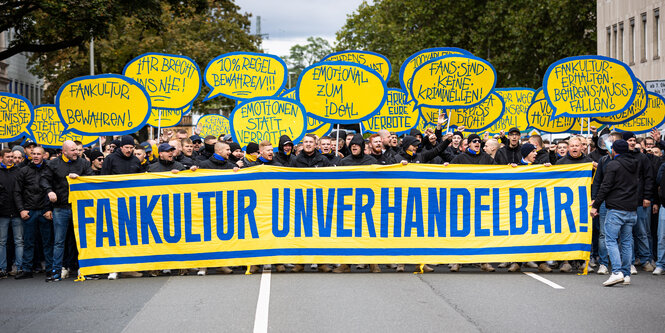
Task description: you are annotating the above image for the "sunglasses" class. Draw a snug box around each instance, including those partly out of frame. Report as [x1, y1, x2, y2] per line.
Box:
[470, 139, 481, 143]
[96, 157, 104, 161]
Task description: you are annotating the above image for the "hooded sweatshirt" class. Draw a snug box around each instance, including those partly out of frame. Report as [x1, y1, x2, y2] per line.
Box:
[556, 152, 592, 165]
[593, 153, 639, 211]
[291, 149, 331, 168]
[275, 135, 295, 166]
[450, 148, 496, 165]
[340, 136, 377, 166]
[101, 149, 142, 175]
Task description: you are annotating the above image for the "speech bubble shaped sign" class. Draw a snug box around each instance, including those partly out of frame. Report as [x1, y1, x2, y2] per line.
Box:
[280, 88, 296, 100]
[449, 92, 504, 132]
[56, 74, 151, 136]
[410, 54, 496, 109]
[196, 114, 230, 138]
[532, 87, 545, 105]
[614, 92, 665, 134]
[400, 47, 473, 97]
[485, 88, 535, 134]
[543, 55, 637, 119]
[527, 99, 576, 133]
[0, 92, 33, 142]
[307, 122, 333, 138]
[31, 104, 97, 148]
[360, 89, 419, 135]
[594, 80, 648, 125]
[123, 53, 201, 110]
[419, 106, 448, 126]
[297, 61, 387, 124]
[203, 52, 287, 101]
[231, 97, 307, 150]
[146, 104, 189, 128]
[321, 50, 392, 81]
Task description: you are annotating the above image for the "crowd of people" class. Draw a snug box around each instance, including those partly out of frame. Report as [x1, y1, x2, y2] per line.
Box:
[1, 113, 663, 286]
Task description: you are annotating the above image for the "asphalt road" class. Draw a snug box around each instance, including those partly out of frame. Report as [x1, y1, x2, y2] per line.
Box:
[1, 265, 664, 332]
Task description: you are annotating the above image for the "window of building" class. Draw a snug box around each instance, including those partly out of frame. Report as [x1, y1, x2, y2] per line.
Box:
[613, 24, 618, 58]
[606, 26, 611, 56]
[642, 13, 648, 62]
[655, 8, 661, 59]
[619, 22, 624, 61]
[630, 17, 636, 65]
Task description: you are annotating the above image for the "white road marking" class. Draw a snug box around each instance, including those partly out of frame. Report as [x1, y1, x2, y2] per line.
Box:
[253, 269, 272, 333]
[523, 272, 565, 289]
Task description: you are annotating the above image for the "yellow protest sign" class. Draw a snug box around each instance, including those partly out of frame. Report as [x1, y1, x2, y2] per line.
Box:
[31, 105, 97, 148]
[68, 163, 592, 276]
[410, 55, 496, 109]
[449, 92, 504, 132]
[196, 114, 230, 138]
[297, 61, 387, 124]
[486, 88, 535, 134]
[419, 106, 446, 126]
[146, 104, 189, 128]
[360, 89, 419, 135]
[203, 52, 287, 101]
[532, 87, 545, 104]
[400, 47, 473, 97]
[614, 92, 665, 134]
[594, 80, 648, 125]
[322, 50, 391, 81]
[307, 122, 333, 138]
[527, 99, 576, 133]
[55, 74, 151, 136]
[123, 53, 201, 110]
[0, 92, 33, 142]
[543, 55, 637, 119]
[280, 88, 296, 100]
[231, 97, 307, 149]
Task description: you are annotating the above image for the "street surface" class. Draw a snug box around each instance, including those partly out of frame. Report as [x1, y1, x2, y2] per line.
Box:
[1, 265, 663, 332]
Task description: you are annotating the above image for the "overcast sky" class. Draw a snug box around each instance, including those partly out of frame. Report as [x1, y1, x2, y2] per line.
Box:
[235, 0, 366, 57]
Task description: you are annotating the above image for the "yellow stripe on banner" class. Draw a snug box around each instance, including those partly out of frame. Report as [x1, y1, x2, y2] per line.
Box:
[68, 164, 593, 276]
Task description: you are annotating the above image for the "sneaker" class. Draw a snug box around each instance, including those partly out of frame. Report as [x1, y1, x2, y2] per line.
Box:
[508, 263, 521, 272]
[162, 269, 172, 275]
[538, 263, 552, 273]
[0, 270, 8, 279]
[61, 268, 69, 279]
[197, 268, 206, 276]
[559, 262, 573, 273]
[9, 264, 17, 276]
[603, 272, 624, 286]
[630, 265, 638, 275]
[15, 271, 33, 280]
[395, 264, 405, 272]
[86, 274, 101, 280]
[50, 270, 62, 282]
[355, 264, 366, 269]
[524, 261, 538, 268]
[653, 267, 664, 275]
[589, 258, 598, 268]
[497, 262, 509, 268]
[107, 272, 118, 280]
[450, 264, 460, 272]
[597, 264, 609, 275]
[44, 271, 54, 282]
[642, 262, 655, 272]
[622, 276, 631, 285]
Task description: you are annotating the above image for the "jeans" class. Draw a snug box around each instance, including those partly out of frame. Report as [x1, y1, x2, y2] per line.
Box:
[633, 206, 652, 263]
[53, 207, 77, 272]
[605, 209, 636, 276]
[0, 216, 24, 271]
[21, 210, 53, 273]
[656, 209, 665, 269]
[597, 202, 609, 266]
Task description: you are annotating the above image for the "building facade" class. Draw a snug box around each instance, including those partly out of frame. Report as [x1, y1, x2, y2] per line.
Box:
[0, 29, 44, 105]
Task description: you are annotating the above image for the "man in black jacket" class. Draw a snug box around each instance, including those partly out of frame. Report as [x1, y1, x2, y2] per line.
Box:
[290, 135, 331, 168]
[495, 127, 522, 164]
[398, 133, 452, 164]
[340, 136, 377, 166]
[149, 143, 187, 173]
[13, 146, 52, 280]
[253, 141, 282, 166]
[368, 134, 398, 165]
[591, 140, 639, 286]
[556, 136, 593, 165]
[40, 140, 92, 281]
[199, 142, 237, 170]
[0, 148, 23, 278]
[197, 135, 218, 162]
[170, 139, 196, 169]
[451, 134, 496, 165]
[101, 135, 142, 175]
[319, 136, 342, 166]
[275, 135, 296, 166]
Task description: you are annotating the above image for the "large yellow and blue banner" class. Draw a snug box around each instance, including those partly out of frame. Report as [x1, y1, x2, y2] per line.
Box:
[69, 164, 593, 275]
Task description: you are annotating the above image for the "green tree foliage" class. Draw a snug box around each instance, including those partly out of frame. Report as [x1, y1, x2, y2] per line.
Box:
[29, 0, 260, 111]
[283, 36, 333, 81]
[336, 0, 596, 89]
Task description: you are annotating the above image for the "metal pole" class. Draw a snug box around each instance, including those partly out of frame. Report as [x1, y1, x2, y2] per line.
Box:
[445, 117, 451, 133]
[587, 117, 591, 154]
[580, 118, 584, 135]
[335, 124, 340, 155]
[90, 35, 103, 150]
[157, 108, 162, 143]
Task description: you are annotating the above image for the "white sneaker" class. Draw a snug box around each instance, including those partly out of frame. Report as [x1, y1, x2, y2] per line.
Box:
[622, 276, 631, 285]
[162, 269, 171, 275]
[197, 269, 206, 276]
[107, 272, 118, 280]
[524, 261, 538, 268]
[597, 264, 609, 275]
[603, 272, 624, 286]
[630, 265, 638, 275]
[653, 267, 664, 275]
[61, 268, 69, 279]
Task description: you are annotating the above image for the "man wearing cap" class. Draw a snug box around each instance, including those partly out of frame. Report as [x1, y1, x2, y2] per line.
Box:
[591, 140, 639, 286]
[443, 131, 464, 162]
[199, 142, 237, 170]
[19, 141, 37, 167]
[275, 135, 296, 166]
[149, 144, 187, 172]
[242, 142, 260, 167]
[88, 150, 105, 175]
[40, 140, 92, 281]
[496, 127, 522, 165]
[622, 131, 656, 273]
[101, 135, 142, 175]
[190, 134, 203, 153]
[451, 134, 496, 165]
[13, 146, 53, 280]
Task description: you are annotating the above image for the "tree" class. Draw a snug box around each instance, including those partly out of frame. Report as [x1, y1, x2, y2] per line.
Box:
[29, 0, 261, 112]
[0, 0, 208, 61]
[282, 36, 332, 80]
[336, 0, 596, 89]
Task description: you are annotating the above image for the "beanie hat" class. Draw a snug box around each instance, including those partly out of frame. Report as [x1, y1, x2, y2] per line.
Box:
[119, 135, 134, 147]
[612, 139, 630, 154]
[520, 143, 537, 158]
[246, 142, 259, 154]
[621, 131, 636, 141]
